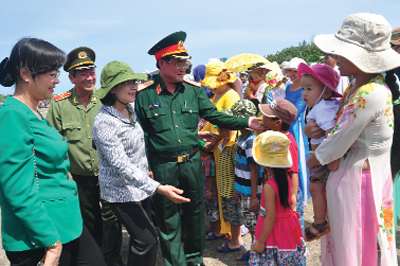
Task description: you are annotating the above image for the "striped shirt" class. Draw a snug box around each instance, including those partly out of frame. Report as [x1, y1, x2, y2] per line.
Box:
[234, 133, 262, 196]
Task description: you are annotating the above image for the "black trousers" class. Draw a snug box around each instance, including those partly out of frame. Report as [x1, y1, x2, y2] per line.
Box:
[73, 174, 123, 265]
[110, 198, 158, 266]
[6, 226, 106, 266]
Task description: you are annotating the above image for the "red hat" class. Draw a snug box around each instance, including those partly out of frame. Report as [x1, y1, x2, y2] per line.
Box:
[148, 31, 191, 61]
[297, 63, 342, 98]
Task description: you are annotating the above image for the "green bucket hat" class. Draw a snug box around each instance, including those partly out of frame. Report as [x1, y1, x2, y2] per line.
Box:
[231, 100, 257, 118]
[97, 61, 148, 99]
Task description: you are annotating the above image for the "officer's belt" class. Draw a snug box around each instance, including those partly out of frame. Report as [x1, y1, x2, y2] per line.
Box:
[157, 147, 199, 163]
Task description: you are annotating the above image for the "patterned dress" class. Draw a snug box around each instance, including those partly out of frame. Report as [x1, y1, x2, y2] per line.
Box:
[315, 75, 398, 265]
[249, 177, 306, 265]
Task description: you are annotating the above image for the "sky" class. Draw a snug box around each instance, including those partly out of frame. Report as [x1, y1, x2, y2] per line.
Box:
[0, 0, 399, 95]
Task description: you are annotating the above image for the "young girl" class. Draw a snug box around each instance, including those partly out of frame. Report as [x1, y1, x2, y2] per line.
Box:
[250, 131, 306, 265]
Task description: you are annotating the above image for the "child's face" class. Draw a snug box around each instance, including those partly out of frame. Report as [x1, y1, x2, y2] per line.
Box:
[217, 127, 234, 140]
[262, 116, 281, 131]
[301, 75, 325, 107]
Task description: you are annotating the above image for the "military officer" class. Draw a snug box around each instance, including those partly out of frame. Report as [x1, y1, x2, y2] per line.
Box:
[46, 47, 124, 266]
[135, 31, 265, 266]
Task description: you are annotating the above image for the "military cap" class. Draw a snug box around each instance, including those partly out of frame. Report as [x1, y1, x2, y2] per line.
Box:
[64, 47, 96, 72]
[148, 31, 191, 61]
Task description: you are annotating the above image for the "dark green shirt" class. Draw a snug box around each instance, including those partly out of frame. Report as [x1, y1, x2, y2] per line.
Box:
[135, 76, 248, 156]
[46, 88, 102, 176]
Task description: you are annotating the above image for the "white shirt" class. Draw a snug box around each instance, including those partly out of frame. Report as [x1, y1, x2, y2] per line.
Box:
[334, 65, 349, 95]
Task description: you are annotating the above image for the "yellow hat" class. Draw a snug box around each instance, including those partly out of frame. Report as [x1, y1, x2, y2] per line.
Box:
[252, 130, 292, 168]
[201, 61, 236, 89]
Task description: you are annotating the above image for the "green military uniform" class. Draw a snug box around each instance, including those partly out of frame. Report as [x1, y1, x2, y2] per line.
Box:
[135, 75, 248, 266]
[46, 47, 123, 266]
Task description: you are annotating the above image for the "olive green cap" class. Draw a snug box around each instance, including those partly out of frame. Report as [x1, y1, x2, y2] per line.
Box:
[64, 47, 96, 72]
[148, 31, 191, 61]
[96, 61, 147, 99]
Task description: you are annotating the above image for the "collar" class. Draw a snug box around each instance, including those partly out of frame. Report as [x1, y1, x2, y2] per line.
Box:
[71, 87, 97, 106]
[155, 75, 186, 95]
[217, 133, 236, 152]
[103, 103, 136, 124]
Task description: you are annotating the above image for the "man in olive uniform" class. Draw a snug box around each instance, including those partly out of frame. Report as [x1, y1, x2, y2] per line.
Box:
[46, 47, 124, 266]
[135, 31, 265, 266]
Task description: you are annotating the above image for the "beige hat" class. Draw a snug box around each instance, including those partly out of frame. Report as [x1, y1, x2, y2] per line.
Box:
[252, 131, 292, 168]
[314, 13, 400, 73]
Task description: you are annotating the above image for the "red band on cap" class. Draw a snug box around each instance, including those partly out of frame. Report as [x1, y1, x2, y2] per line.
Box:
[154, 41, 187, 60]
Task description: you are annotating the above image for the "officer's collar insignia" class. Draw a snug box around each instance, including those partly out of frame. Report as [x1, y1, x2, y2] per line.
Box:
[91, 97, 97, 103]
[73, 96, 79, 104]
[78, 51, 88, 59]
[53, 91, 72, 102]
[157, 84, 162, 95]
[137, 80, 154, 91]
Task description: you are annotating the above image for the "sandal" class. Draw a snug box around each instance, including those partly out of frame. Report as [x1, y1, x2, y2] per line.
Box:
[206, 232, 226, 241]
[216, 241, 245, 253]
[304, 220, 330, 242]
[237, 250, 250, 261]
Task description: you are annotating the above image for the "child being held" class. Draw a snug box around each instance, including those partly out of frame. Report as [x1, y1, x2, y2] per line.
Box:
[250, 131, 306, 265]
[297, 62, 341, 242]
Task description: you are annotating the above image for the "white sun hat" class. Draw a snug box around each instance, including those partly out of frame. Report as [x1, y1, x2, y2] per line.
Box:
[314, 13, 400, 73]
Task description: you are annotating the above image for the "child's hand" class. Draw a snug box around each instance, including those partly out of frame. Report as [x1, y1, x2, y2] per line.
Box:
[251, 197, 259, 212]
[233, 191, 240, 202]
[328, 159, 340, 171]
[252, 240, 265, 253]
[205, 191, 213, 201]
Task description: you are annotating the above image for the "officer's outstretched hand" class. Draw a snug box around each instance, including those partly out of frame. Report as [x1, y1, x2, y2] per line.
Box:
[198, 131, 221, 143]
[248, 117, 267, 132]
[156, 185, 191, 204]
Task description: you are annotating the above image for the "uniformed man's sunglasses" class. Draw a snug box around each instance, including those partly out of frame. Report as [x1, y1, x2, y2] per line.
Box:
[165, 60, 188, 69]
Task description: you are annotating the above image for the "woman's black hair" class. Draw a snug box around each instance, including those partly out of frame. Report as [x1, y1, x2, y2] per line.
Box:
[385, 70, 400, 179]
[100, 92, 116, 106]
[0, 38, 65, 87]
[272, 168, 291, 209]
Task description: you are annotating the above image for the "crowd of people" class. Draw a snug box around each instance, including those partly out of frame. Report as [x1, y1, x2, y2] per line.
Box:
[0, 12, 399, 266]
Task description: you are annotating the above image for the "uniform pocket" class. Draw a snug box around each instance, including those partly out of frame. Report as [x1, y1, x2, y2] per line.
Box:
[62, 121, 83, 142]
[181, 105, 199, 129]
[145, 107, 168, 133]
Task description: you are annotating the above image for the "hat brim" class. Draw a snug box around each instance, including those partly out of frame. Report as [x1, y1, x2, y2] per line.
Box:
[297, 63, 342, 98]
[258, 104, 277, 118]
[314, 34, 400, 73]
[201, 74, 236, 90]
[73, 64, 96, 71]
[97, 72, 148, 99]
[171, 52, 192, 60]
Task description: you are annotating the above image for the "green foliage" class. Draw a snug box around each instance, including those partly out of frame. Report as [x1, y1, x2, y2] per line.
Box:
[0, 94, 10, 102]
[265, 40, 324, 64]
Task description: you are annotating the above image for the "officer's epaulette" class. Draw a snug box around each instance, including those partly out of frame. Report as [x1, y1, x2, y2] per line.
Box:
[183, 79, 201, 87]
[53, 91, 72, 102]
[138, 80, 155, 92]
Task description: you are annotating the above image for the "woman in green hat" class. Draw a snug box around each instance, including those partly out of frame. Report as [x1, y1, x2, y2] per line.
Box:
[92, 61, 190, 266]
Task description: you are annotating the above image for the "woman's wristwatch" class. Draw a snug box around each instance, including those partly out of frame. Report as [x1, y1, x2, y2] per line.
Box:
[47, 240, 61, 250]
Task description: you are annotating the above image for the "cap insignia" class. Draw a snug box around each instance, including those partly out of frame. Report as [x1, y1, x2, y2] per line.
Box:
[78, 51, 88, 59]
[177, 40, 185, 51]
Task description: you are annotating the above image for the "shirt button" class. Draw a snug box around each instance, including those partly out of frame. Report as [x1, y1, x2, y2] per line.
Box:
[46, 121, 50, 126]
[64, 155, 68, 160]
[31, 242, 36, 246]
[173, 111, 176, 114]
[86, 113, 88, 115]
[61, 137, 65, 140]
[66, 174, 69, 179]
[178, 140, 181, 143]
[176, 125, 179, 128]
[155, 113, 158, 117]
[87, 125, 90, 127]
[189, 110, 192, 113]
[90, 147, 93, 151]
[92, 159, 95, 162]
[70, 126, 73, 130]
[74, 191, 78, 196]
[88, 136, 91, 139]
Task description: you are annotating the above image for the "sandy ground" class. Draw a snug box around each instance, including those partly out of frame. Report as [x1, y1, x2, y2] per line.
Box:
[0, 107, 398, 265]
[0, 198, 399, 266]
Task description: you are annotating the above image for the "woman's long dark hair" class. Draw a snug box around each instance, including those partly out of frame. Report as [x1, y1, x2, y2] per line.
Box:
[385, 70, 400, 180]
[272, 168, 291, 209]
[0, 38, 65, 87]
